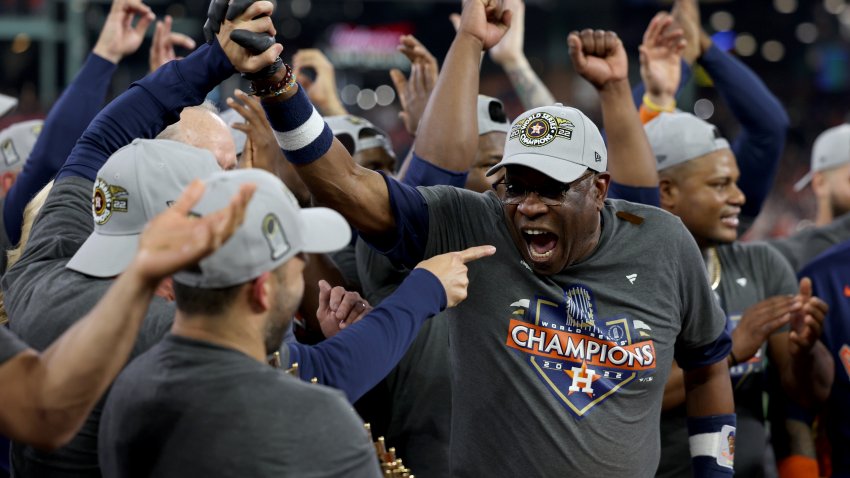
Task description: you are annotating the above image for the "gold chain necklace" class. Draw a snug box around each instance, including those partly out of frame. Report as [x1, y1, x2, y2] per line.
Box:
[707, 246, 721, 290]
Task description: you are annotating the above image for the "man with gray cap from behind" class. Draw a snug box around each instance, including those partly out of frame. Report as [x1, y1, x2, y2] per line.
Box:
[767, 124, 850, 271]
[645, 111, 833, 478]
[98, 169, 493, 477]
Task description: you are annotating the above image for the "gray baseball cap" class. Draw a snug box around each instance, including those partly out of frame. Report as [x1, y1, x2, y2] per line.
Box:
[0, 120, 43, 173]
[794, 123, 850, 191]
[486, 103, 607, 183]
[478, 95, 510, 136]
[0, 94, 17, 117]
[173, 169, 351, 288]
[67, 139, 222, 278]
[324, 115, 395, 158]
[644, 112, 731, 171]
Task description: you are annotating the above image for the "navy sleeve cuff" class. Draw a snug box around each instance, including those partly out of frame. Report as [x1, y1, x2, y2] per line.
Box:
[676, 327, 732, 371]
[403, 152, 468, 188]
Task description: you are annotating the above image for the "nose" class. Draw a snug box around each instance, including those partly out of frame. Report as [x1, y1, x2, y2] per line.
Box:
[516, 192, 549, 217]
[729, 182, 746, 206]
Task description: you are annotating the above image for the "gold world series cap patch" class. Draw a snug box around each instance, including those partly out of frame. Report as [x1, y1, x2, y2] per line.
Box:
[510, 112, 575, 147]
[93, 178, 129, 225]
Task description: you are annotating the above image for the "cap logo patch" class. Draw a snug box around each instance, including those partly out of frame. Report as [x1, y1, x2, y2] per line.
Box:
[92, 178, 129, 225]
[1, 139, 20, 167]
[510, 112, 574, 147]
[262, 213, 290, 260]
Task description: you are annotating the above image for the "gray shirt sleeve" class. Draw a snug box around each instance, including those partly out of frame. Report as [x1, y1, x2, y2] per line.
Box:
[0, 326, 28, 364]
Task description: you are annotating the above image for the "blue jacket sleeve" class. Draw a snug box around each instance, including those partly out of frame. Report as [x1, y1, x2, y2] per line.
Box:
[3, 53, 116, 244]
[55, 41, 235, 182]
[285, 268, 446, 402]
[402, 152, 468, 188]
[697, 44, 789, 220]
[608, 181, 660, 207]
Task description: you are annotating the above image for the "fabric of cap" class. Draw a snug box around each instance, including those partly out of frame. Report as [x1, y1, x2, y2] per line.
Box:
[173, 169, 351, 289]
[0, 120, 43, 173]
[478, 95, 510, 136]
[486, 103, 607, 183]
[794, 123, 850, 191]
[0, 94, 17, 117]
[644, 112, 731, 171]
[324, 115, 395, 157]
[67, 139, 221, 278]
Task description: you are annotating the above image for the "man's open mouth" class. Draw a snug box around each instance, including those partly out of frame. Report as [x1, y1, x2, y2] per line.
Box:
[522, 229, 558, 260]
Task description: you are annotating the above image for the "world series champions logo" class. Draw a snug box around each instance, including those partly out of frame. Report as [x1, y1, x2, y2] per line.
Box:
[504, 284, 657, 419]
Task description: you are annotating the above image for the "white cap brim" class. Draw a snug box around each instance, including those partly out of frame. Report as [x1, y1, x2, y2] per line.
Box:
[66, 232, 139, 278]
[0, 95, 17, 117]
[298, 207, 352, 254]
[486, 153, 590, 184]
[793, 170, 814, 192]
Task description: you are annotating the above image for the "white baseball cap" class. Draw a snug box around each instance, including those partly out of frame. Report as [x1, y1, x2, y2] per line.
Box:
[794, 123, 850, 191]
[0, 94, 17, 117]
[0, 120, 43, 173]
[486, 103, 607, 183]
[644, 112, 731, 171]
[324, 115, 395, 158]
[478, 95, 510, 136]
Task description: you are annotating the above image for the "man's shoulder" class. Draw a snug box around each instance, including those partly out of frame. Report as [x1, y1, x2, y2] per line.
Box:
[603, 198, 687, 242]
[801, 239, 850, 277]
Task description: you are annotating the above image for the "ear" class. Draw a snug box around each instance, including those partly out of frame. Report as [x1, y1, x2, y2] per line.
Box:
[811, 171, 828, 200]
[154, 277, 175, 302]
[250, 271, 273, 313]
[0, 172, 16, 195]
[659, 177, 678, 211]
[592, 172, 611, 210]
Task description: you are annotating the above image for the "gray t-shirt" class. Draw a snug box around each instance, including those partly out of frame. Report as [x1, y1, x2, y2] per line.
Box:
[1, 177, 175, 477]
[355, 238, 452, 478]
[417, 187, 726, 477]
[99, 334, 381, 478]
[657, 242, 797, 478]
[766, 212, 850, 271]
[0, 325, 27, 364]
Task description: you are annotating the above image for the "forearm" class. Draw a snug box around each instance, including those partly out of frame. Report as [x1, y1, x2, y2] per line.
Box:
[4, 53, 116, 244]
[501, 56, 555, 110]
[684, 360, 734, 417]
[263, 86, 395, 236]
[784, 341, 834, 407]
[56, 41, 235, 182]
[600, 79, 658, 187]
[28, 267, 156, 446]
[286, 268, 445, 402]
[662, 362, 686, 411]
[415, 33, 483, 172]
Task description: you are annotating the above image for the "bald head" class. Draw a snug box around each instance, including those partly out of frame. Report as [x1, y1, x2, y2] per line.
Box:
[157, 104, 238, 170]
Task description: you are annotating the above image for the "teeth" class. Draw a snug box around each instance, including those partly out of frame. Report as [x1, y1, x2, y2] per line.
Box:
[524, 229, 548, 235]
[529, 248, 554, 259]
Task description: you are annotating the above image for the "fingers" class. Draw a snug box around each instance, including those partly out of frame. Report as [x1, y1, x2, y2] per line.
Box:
[169, 32, 197, 51]
[449, 13, 461, 32]
[237, 0, 275, 23]
[798, 276, 813, 300]
[230, 29, 275, 55]
[334, 291, 365, 321]
[389, 69, 408, 107]
[317, 279, 332, 315]
[643, 12, 666, 44]
[567, 32, 586, 70]
[227, 89, 271, 127]
[457, 245, 497, 264]
[133, 7, 155, 37]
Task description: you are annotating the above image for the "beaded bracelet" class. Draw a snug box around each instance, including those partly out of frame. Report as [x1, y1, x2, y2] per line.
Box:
[250, 62, 297, 99]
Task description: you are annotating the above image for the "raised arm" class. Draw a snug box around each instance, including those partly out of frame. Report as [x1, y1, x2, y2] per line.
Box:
[568, 29, 658, 189]
[3, 0, 154, 245]
[488, 0, 555, 110]
[0, 181, 252, 450]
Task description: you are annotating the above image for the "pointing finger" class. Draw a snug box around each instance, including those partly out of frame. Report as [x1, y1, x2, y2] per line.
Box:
[458, 245, 497, 264]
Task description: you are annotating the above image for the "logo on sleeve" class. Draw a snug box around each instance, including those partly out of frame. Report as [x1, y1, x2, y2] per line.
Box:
[504, 285, 657, 419]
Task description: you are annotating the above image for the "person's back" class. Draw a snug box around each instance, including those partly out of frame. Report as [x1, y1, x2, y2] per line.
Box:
[99, 334, 379, 478]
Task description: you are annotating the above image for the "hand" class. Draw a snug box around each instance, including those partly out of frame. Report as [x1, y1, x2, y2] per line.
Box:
[390, 35, 439, 136]
[128, 180, 255, 284]
[731, 295, 800, 363]
[316, 280, 372, 338]
[671, 0, 703, 65]
[567, 29, 628, 91]
[92, 0, 155, 64]
[292, 49, 347, 116]
[216, 1, 282, 74]
[639, 12, 685, 108]
[457, 0, 512, 50]
[149, 15, 196, 72]
[488, 0, 525, 67]
[415, 245, 496, 307]
[789, 277, 828, 356]
[226, 89, 285, 173]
